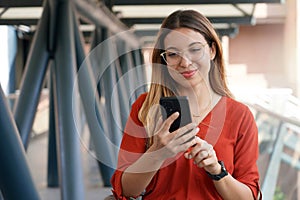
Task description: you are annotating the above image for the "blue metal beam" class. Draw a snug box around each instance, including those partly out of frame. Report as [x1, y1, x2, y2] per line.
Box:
[89, 28, 123, 186]
[132, 49, 147, 98]
[47, 62, 59, 187]
[74, 12, 116, 187]
[13, 0, 50, 149]
[0, 84, 40, 200]
[52, 0, 84, 199]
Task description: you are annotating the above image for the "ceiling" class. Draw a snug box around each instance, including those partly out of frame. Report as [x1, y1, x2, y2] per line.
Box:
[0, 0, 285, 44]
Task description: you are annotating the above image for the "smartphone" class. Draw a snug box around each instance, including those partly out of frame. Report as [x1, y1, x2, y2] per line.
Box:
[159, 96, 192, 132]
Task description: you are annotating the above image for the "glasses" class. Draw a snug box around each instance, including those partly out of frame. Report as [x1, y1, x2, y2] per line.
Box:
[160, 42, 207, 66]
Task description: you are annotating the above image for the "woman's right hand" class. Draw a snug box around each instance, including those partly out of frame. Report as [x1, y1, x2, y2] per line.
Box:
[148, 112, 199, 161]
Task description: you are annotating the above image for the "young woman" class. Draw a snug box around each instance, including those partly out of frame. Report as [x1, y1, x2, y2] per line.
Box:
[111, 9, 261, 200]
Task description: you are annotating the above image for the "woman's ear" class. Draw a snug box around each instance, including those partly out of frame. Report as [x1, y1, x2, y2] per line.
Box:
[210, 42, 216, 60]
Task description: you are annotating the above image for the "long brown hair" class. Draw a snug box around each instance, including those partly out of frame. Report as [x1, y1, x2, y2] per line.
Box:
[138, 10, 233, 142]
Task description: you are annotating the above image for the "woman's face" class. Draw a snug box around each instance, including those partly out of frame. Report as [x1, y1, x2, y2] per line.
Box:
[163, 28, 216, 89]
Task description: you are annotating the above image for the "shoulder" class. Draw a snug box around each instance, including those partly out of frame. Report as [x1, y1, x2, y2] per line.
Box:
[131, 92, 148, 112]
[224, 97, 253, 117]
[123, 93, 149, 138]
[133, 92, 148, 105]
[128, 93, 148, 124]
[224, 97, 257, 136]
[225, 97, 248, 109]
[222, 97, 257, 131]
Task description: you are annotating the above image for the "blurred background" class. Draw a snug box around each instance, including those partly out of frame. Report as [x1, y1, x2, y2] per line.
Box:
[0, 0, 299, 199]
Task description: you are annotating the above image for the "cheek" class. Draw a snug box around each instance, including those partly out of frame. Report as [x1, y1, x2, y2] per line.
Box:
[167, 68, 182, 82]
[167, 68, 196, 88]
[167, 68, 187, 86]
[197, 55, 211, 74]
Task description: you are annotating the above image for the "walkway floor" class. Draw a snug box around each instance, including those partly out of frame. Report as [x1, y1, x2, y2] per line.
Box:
[26, 131, 113, 200]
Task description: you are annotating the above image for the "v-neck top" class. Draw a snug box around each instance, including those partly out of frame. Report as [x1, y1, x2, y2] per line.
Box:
[111, 93, 260, 200]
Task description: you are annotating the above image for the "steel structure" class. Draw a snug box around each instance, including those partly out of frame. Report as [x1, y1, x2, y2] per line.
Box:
[0, 0, 285, 199]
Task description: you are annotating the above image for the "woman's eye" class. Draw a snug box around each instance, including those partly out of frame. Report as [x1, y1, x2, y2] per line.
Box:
[190, 48, 201, 53]
[167, 52, 179, 57]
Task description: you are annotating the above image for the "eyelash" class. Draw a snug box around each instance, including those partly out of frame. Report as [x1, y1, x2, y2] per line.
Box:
[191, 48, 201, 52]
[167, 47, 202, 56]
[167, 52, 179, 57]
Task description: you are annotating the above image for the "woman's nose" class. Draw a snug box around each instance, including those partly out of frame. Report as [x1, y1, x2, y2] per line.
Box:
[179, 55, 192, 67]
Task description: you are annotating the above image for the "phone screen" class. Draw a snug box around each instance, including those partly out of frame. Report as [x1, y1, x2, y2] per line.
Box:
[159, 96, 192, 132]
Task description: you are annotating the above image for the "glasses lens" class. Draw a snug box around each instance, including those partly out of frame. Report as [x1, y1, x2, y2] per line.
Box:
[162, 50, 180, 66]
[161, 43, 206, 66]
[188, 44, 205, 62]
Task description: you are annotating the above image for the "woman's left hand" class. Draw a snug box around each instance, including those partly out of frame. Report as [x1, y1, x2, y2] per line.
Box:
[184, 136, 221, 175]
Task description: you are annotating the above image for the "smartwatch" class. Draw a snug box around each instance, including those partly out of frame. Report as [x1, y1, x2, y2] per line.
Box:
[206, 161, 228, 181]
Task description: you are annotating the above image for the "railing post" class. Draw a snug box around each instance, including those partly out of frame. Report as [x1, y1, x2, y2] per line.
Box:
[262, 121, 286, 199]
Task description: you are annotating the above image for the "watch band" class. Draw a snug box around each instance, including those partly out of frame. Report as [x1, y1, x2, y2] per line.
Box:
[206, 160, 228, 181]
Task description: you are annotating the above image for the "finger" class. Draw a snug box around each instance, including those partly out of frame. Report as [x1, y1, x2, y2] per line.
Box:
[187, 139, 205, 158]
[174, 123, 198, 139]
[161, 112, 180, 132]
[179, 138, 200, 155]
[176, 127, 199, 146]
[184, 136, 200, 159]
[194, 150, 209, 163]
[207, 147, 215, 158]
[196, 156, 217, 168]
[188, 141, 214, 161]
[189, 135, 201, 147]
[184, 136, 201, 159]
[154, 116, 164, 133]
[197, 148, 217, 168]
[194, 148, 216, 167]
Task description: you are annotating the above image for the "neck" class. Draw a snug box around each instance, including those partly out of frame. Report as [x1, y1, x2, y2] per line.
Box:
[177, 81, 221, 120]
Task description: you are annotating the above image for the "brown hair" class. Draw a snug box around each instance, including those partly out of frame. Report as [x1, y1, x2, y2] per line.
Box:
[138, 10, 233, 143]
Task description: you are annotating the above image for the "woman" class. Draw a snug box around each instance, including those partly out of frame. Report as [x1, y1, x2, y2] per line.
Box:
[111, 9, 261, 200]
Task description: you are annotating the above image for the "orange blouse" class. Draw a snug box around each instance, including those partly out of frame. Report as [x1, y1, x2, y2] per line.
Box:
[111, 93, 260, 200]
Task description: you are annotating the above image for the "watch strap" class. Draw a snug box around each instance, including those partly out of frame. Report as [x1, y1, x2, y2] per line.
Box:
[206, 160, 228, 181]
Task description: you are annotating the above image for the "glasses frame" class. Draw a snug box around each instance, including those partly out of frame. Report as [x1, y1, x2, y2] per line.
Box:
[160, 42, 208, 66]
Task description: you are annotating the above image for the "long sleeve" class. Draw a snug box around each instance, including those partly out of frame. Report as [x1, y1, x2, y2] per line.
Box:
[232, 105, 261, 198]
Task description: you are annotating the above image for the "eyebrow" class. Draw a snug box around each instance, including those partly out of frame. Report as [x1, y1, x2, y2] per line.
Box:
[165, 42, 205, 51]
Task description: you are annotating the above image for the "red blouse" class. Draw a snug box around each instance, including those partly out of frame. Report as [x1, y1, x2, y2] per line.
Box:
[111, 93, 260, 200]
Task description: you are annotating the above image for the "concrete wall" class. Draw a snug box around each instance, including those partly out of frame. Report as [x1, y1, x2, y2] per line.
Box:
[229, 24, 286, 88]
[229, 0, 299, 96]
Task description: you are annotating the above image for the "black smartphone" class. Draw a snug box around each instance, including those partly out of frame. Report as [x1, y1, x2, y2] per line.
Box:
[159, 96, 192, 132]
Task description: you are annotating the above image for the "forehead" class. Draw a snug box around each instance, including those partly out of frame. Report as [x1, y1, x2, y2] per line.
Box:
[164, 28, 206, 49]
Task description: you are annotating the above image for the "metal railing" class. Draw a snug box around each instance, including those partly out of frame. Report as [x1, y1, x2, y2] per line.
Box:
[245, 97, 300, 199]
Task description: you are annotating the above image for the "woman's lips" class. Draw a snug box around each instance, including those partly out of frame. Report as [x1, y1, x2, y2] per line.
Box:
[181, 70, 197, 78]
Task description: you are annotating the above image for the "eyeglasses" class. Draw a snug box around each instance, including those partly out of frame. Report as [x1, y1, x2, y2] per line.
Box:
[160, 42, 207, 66]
